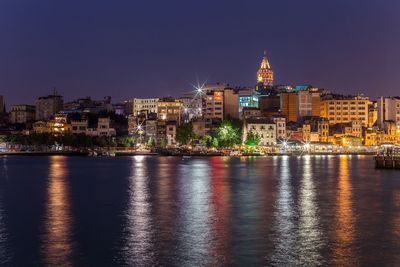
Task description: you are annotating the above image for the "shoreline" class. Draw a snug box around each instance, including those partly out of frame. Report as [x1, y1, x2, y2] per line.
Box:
[0, 151, 376, 157]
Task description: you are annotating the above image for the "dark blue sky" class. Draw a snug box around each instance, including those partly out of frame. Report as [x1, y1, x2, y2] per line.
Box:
[1, 0, 399, 106]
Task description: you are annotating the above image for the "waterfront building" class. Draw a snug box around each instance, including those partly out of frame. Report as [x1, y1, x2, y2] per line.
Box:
[145, 119, 157, 141]
[242, 118, 276, 146]
[63, 96, 113, 114]
[272, 115, 287, 140]
[377, 96, 400, 126]
[157, 97, 183, 124]
[86, 117, 116, 137]
[49, 114, 70, 135]
[127, 115, 137, 136]
[180, 93, 202, 122]
[97, 117, 116, 136]
[35, 92, 64, 121]
[368, 101, 378, 128]
[166, 122, 177, 146]
[156, 119, 167, 146]
[71, 119, 88, 135]
[32, 121, 48, 134]
[320, 95, 370, 126]
[300, 117, 330, 142]
[203, 86, 224, 130]
[256, 51, 274, 87]
[10, 105, 36, 124]
[132, 98, 159, 117]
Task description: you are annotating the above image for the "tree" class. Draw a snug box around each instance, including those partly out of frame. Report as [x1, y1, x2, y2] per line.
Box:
[245, 131, 261, 146]
[201, 135, 218, 148]
[215, 119, 241, 148]
[176, 122, 195, 145]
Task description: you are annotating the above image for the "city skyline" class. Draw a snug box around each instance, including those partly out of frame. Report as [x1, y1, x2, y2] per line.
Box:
[1, 0, 400, 106]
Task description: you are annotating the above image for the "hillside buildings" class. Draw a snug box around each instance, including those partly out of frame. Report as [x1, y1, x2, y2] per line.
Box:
[35, 93, 63, 121]
[132, 98, 159, 117]
[10, 105, 36, 124]
[320, 95, 370, 126]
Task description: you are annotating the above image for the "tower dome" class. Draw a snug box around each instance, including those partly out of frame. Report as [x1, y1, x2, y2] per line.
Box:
[257, 51, 273, 87]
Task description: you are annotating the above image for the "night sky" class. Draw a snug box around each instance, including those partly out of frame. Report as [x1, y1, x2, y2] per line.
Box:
[1, 0, 399, 106]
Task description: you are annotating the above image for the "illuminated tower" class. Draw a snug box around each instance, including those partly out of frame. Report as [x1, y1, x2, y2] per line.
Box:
[257, 51, 273, 87]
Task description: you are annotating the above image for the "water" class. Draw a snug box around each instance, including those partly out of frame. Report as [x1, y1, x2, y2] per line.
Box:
[0, 155, 399, 266]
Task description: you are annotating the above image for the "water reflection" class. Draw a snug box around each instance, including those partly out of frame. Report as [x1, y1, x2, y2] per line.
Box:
[122, 156, 154, 266]
[0, 181, 8, 265]
[333, 156, 356, 265]
[298, 156, 324, 265]
[177, 159, 211, 265]
[42, 156, 74, 266]
[271, 156, 297, 265]
[209, 157, 232, 265]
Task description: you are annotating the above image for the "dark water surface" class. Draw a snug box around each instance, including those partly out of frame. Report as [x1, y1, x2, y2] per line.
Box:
[0, 155, 399, 266]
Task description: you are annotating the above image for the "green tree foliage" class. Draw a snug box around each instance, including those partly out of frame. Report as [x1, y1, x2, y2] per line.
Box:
[200, 135, 218, 148]
[176, 122, 195, 145]
[244, 131, 261, 146]
[215, 119, 241, 148]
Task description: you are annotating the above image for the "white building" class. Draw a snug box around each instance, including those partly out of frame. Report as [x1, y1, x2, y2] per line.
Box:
[243, 118, 277, 146]
[273, 115, 287, 140]
[86, 117, 116, 137]
[132, 98, 159, 117]
[71, 119, 88, 135]
[10, 105, 36, 124]
[377, 96, 400, 126]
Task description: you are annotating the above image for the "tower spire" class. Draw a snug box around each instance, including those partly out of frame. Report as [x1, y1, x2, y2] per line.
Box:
[257, 50, 273, 87]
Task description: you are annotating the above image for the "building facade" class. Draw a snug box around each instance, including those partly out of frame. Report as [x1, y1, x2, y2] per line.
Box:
[132, 98, 159, 117]
[10, 105, 36, 124]
[157, 97, 183, 124]
[320, 96, 370, 126]
[243, 118, 276, 146]
[377, 96, 400, 126]
[35, 94, 63, 121]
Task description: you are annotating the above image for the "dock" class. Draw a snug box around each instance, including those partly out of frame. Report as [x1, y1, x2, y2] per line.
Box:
[375, 145, 400, 169]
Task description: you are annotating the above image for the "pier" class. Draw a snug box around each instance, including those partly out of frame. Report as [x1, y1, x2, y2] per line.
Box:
[375, 145, 400, 169]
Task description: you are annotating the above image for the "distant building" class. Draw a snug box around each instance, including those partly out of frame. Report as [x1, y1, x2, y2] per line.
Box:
[273, 115, 287, 140]
[377, 96, 400, 126]
[157, 97, 183, 124]
[63, 96, 113, 114]
[166, 122, 177, 146]
[48, 114, 70, 135]
[280, 88, 321, 123]
[256, 51, 274, 87]
[242, 107, 262, 120]
[320, 95, 370, 126]
[180, 93, 202, 122]
[71, 119, 88, 135]
[280, 91, 297, 122]
[86, 117, 116, 137]
[10, 105, 36, 124]
[202, 84, 225, 130]
[132, 98, 159, 117]
[36, 92, 63, 121]
[223, 88, 239, 119]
